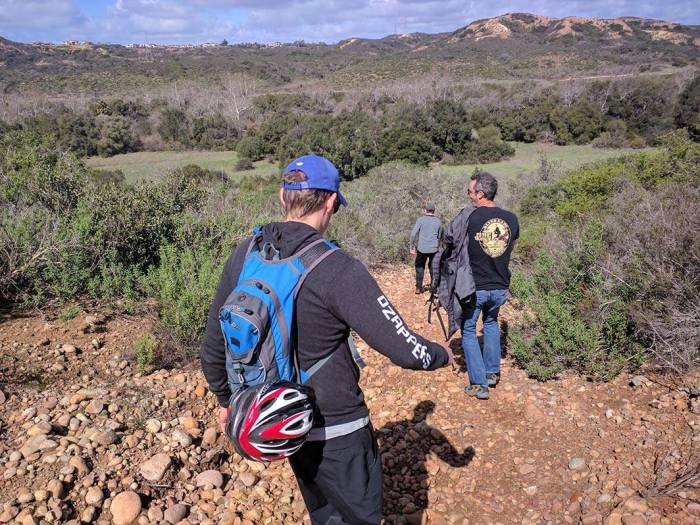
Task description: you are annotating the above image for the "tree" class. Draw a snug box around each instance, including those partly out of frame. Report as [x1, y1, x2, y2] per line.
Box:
[675, 76, 700, 141]
[428, 98, 472, 157]
[97, 116, 139, 157]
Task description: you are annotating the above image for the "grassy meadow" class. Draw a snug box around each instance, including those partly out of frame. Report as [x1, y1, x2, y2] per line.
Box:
[85, 143, 656, 184]
[86, 150, 278, 182]
[433, 142, 656, 178]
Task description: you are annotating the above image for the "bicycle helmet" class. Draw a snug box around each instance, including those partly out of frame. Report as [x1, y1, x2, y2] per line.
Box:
[226, 381, 315, 462]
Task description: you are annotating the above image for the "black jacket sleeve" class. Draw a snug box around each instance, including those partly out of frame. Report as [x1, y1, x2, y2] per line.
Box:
[200, 241, 249, 407]
[328, 256, 449, 371]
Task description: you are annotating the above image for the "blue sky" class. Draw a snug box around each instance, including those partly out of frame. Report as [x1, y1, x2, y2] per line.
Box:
[1, 0, 698, 45]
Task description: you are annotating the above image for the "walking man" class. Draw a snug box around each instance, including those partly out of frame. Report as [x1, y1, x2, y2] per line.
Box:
[461, 171, 518, 400]
[410, 203, 443, 294]
[201, 154, 453, 524]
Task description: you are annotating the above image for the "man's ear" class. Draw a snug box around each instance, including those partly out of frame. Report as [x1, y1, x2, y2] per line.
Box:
[326, 193, 336, 213]
[279, 188, 286, 207]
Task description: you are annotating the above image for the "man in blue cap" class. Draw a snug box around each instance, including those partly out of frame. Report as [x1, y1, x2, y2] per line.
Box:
[201, 154, 453, 524]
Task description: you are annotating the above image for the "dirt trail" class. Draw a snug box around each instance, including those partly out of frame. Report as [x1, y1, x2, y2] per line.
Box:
[0, 265, 698, 525]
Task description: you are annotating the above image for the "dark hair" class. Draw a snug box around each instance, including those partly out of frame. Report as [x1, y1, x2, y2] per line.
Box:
[281, 170, 333, 218]
[470, 171, 498, 200]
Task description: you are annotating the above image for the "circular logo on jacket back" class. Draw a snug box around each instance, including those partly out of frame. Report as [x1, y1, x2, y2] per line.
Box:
[475, 218, 511, 258]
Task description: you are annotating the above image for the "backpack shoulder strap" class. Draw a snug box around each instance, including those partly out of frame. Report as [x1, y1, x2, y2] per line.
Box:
[290, 240, 366, 381]
[244, 228, 264, 258]
[304, 333, 366, 380]
[293, 239, 338, 296]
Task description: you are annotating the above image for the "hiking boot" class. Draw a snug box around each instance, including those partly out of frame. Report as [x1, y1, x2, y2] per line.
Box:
[464, 384, 489, 400]
[486, 373, 500, 387]
[415, 286, 424, 294]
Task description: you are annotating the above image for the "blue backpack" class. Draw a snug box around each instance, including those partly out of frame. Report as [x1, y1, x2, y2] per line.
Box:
[219, 228, 362, 395]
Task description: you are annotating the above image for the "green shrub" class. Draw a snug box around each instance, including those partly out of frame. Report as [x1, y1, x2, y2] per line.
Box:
[58, 305, 81, 321]
[142, 243, 224, 348]
[235, 156, 254, 171]
[549, 101, 603, 145]
[133, 333, 157, 372]
[89, 168, 126, 187]
[97, 115, 140, 156]
[512, 133, 699, 379]
[509, 225, 644, 381]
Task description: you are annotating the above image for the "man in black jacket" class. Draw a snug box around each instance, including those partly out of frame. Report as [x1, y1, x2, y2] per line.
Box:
[200, 154, 453, 525]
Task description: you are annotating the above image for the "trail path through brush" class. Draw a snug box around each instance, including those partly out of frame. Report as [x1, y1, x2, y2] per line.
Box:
[0, 265, 698, 525]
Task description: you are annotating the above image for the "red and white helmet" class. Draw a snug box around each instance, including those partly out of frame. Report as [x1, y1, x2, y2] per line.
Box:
[226, 381, 315, 462]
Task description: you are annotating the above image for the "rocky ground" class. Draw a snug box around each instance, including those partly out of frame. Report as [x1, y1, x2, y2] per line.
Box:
[1, 266, 699, 525]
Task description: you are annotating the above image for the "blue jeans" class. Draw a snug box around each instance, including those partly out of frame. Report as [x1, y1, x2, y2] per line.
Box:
[461, 289, 508, 387]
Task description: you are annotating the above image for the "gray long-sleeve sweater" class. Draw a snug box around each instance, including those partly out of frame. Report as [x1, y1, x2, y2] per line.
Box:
[410, 214, 443, 254]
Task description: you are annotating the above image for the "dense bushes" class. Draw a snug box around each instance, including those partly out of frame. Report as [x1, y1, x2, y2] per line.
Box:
[675, 75, 700, 141]
[3, 119, 699, 380]
[510, 130, 700, 379]
[0, 129, 291, 354]
[236, 98, 517, 179]
[4, 74, 694, 177]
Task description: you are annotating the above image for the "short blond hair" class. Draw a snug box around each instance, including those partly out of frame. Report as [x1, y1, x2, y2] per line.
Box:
[281, 171, 333, 219]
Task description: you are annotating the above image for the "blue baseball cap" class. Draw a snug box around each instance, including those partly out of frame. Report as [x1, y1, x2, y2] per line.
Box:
[282, 154, 348, 207]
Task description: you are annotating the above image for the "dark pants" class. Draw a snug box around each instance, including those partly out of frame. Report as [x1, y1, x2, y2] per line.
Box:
[414, 251, 436, 290]
[288, 425, 382, 525]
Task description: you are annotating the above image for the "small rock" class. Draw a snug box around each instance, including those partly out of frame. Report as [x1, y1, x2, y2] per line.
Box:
[69, 456, 90, 475]
[17, 487, 34, 504]
[164, 504, 188, 524]
[687, 502, 700, 516]
[17, 512, 37, 525]
[171, 429, 192, 447]
[621, 515, 646, 525]
[0, 506, 19, 524]
[110, 491, 142, 525]
[581, 513, 603, 525]
[597, 493, 612, 504]
[202, 428, 218, 447]
[604, 513, 623, 525]
[46, 479, 64, 499]
[86, 400, 104, 414]
[568, 457, 586, 471]
[239, 472, 258, 487]
[195, 470, 224, 488]
[519, 464, 536, 475]
[630, 375, 649, 388]
[27, 422, 52, 437]
[85, 486, 104, 505]
[62, 344, 78, 354]
[181, 416, 198, 431]
[616, 486, 636, 499]
[90, 429, 118, 446]
[622, 497, 649, 514]
[140, 454, 172, 482]
[81, 506, 97, 523]
[147, 507, 163, 522]
[144, 419, 161, 434]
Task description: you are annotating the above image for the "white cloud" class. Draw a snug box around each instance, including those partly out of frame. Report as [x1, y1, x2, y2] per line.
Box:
[0, 0, 87, 41]
[102, 0, 233, 42]
[0, 0, 698, 44]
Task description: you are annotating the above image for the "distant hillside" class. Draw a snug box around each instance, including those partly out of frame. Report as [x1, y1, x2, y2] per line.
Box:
[0, 12, 698, 95]
[450, 13, 700, 45]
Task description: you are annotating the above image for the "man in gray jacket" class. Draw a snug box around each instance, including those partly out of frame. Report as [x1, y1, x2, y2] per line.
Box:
[410, 203, 443, 294]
